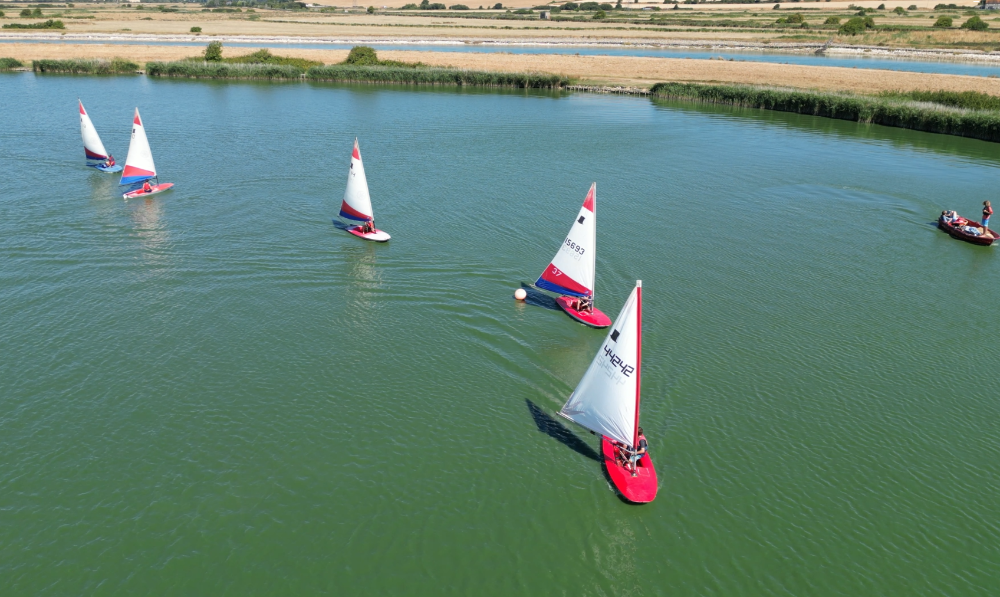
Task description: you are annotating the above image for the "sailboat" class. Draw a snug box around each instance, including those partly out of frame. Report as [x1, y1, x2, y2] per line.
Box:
[534, 183, 611, 328]
[120, 108, 173, 200]
[79, 100, 122, 173]
[338, 138, 390, 242]
[560, 281, 657, 504]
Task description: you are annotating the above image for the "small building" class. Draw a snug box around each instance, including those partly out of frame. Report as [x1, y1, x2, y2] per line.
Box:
[983, 0, 1000, 8]
[539, 9, 550, 18]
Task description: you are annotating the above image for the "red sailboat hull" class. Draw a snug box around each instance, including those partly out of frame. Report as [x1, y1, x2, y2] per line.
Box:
[123, 183, 173, 200]
[556, 296, 612, 328]
[347, 226, 391, 242]
[602, 436, 657, 504]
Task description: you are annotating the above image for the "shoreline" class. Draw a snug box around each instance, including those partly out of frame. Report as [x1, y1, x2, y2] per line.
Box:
[6, 33, 1000, 66]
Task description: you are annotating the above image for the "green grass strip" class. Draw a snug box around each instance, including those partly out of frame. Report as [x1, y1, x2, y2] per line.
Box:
[649, 82, 1000, 143]
[306, 65, 568, 88]
[146, 61, 305, 79]
[32, 58, 138, 74]
[2, 19, 65, 29]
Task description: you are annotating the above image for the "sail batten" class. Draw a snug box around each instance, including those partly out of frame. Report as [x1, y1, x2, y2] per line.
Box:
[559, 281, 642, 447]
[120, 108, 157, 185]
[79, 100, 109, 162]
[340, 138, 374, 222]
[535, 183, 597, 299]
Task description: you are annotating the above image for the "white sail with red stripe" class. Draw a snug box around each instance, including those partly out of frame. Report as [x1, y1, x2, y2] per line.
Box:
[120, 108, 157, 185]
[535, 183, 597, 299]
[340, 138, 374, 222]
[79, 100, 110, 162]
[560, 281, 642, 448]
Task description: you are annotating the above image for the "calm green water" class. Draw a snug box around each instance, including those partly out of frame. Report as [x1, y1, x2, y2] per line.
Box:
[2, 73, 999, 596]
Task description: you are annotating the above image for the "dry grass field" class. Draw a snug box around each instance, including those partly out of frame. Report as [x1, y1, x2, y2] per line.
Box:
[8, 42, 1000, 95]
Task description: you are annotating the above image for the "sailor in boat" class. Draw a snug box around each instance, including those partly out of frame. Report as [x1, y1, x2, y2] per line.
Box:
[103, 155, 115, 169]
[984, 201, 993, 229]
[360, 220, 376, 235]
[573, 295, 594, 313]
[628, 428, 648, 477]
[141, 181, 153, 194]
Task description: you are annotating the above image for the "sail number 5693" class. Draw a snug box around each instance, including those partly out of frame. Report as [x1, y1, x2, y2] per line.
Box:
[564, 238, 585, 255]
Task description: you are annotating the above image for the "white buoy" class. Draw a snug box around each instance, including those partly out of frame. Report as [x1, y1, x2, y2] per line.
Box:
[514, 288, 527, 301]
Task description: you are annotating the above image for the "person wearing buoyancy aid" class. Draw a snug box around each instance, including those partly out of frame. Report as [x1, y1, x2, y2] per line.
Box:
[361, 220, 375, 234]
[142, 181, 153, 194]
[578, 295, 593, 313]
[628, 428, 648, 477]
[104, 155, 115, 168]
[984, 201, 993, 229]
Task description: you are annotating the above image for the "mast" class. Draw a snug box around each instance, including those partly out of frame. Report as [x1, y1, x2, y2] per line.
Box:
[590, 183, 597, 305]
[633, 279, 642, 449]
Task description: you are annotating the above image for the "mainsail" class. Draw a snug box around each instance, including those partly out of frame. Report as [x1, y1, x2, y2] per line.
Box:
[535, 183, 597, 299]
[79, 100, 109, 162]
[120, 108, 157, 185]
[339, 138, 374, 222]
[560, 281, 642, 447]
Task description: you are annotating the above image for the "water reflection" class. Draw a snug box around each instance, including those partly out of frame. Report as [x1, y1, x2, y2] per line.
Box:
[127, 197, 170, 263]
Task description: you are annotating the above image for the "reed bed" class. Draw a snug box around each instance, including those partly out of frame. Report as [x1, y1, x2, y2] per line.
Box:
[0, 58, 25, 70]
[306, 65, 568, 88]
[32, 58, 138, 75]
[649, 82, 1000, 143]
[146, 61, 305, 79]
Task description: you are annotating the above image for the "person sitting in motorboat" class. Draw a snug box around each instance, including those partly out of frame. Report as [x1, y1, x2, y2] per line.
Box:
[142, 181, 153, 194]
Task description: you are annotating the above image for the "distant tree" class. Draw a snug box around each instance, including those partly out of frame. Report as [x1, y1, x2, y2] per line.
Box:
[839, 16, 866, 34]
[204, 41, 224, 61]
[933, 15, 952, 27]
[962, 14, 988, 29]
[593, 8, 605, 17]
[892, 6, 905, 14]
[785, 12, 803, 22]
[20, 8, 33, 17]
[773, 3, 781, 9]
[190, 26, 202, 32]
[877, 3, 885, 8]
[824, 16, 840, 24]
[493, 2, 503, 7]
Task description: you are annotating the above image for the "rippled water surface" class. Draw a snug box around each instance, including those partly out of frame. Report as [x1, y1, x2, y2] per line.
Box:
[2, 73, 999, 595]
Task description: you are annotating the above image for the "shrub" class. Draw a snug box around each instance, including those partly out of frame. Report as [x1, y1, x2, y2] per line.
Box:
[401, 3, 420, 7]
[0, 57, 24, 69]
[892, 6, 905, 14]
[877, 2, 885, 8]
[2, 19, 64, 29]
[33, 7, 43, 17]
[785, 12, 803, 22]
[562, 1, 579, 8]
[427, 2, 446, 7]
[839, 16, 866, 34]
[190, 26, 202, 32]
[773, 3, 781, 9]
[493, 2, 503, 7]
[513, 8, 533, 12]
[579, 1, 601, 8]
[934, 15, 952, 27]
[225, 48, 322, 69]
[204, 41, 223, 61]
[933, 3, 960, 8]
[368, 5, 376, 11]
[599, 2, 613, 8]
[961, 15, 988, 29]
[345, 45, 380, 65]
[907, 4, 917, 8]
[824, 15, 840, 24]
[880, 89, 1000, 111]
[20, 9, 33, 17]
[593, 8, 606, 17]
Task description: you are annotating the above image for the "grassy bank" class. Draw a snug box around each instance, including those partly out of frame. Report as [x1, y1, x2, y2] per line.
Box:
[0, 58, 25, 71]
[32, 58, 138, 74]
[146, 61, 304, 79]
[649, 82, 1000, 143]
[306, 65, 568, 88]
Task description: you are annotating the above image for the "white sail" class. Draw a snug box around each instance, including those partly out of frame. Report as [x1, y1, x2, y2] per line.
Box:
[79, 100, 109, 161]
[120, 108, 157, 185]
[560, 281, 642, 447]
[339, 138, 374, 222]
[535, 183, 597, 299]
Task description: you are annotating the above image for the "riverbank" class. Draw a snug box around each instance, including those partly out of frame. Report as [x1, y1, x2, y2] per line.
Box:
[7, 44, 1000, 95]
[7, 33, 1000, 66]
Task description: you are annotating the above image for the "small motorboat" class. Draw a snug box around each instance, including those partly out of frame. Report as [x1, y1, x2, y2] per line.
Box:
[938, 214, 997, 246]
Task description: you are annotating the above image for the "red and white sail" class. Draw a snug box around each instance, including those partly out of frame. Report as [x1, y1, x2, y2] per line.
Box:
[560, 281, 642, 447]
[79, 100, 110, 162]
[535, 183, 597, 299]
[120, 108, 157, 185]
[339, 138, 374, 222]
